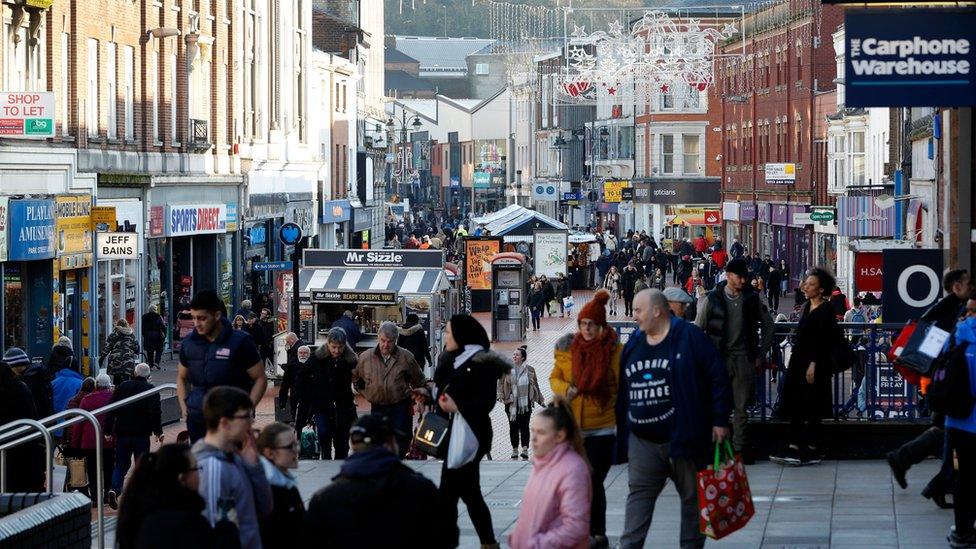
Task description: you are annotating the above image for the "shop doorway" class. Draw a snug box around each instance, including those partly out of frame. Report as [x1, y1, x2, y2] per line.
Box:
[60, 271, 83, 355]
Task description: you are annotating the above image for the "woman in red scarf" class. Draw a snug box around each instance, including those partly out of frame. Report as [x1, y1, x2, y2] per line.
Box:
[550, 289, 622, 549]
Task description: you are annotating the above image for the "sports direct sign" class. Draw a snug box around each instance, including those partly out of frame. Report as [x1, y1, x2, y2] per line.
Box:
[166, 204, 228, 236]
[845, 9, 976, 107]
[0, 92, 55, 137]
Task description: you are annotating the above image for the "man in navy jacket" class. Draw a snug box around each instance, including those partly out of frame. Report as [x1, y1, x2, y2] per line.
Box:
[616, 288, 732, 549]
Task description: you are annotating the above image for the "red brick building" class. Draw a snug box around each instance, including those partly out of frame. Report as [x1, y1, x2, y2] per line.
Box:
[717, 0, 842, 286]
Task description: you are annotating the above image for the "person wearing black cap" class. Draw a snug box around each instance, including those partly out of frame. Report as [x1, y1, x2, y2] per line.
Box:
[302, 414, 456, 548]
[695, 257, 774, 461]
[434, 314, 512, 549]
[5, 346, 53, 419]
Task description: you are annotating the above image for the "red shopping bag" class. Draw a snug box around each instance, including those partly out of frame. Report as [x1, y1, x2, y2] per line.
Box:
[697, 441, 755, 540]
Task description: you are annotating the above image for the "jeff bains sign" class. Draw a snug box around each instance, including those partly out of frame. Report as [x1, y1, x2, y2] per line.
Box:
[845, 9, 976, 107]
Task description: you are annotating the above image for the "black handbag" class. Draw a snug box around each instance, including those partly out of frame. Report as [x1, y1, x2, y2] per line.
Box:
[414, 412, 449, 457]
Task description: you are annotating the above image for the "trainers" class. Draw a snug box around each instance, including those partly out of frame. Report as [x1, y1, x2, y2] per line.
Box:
[510, 449, 518, 459]
[949, 529, 976, 548]
[590, 535, 610, 549]
[770, 447, 803, 466]
[801, 448, 823, 466]
[887, 451, 908, 489]
[106, 490, 118, 510]
[520, 448, 529, 459]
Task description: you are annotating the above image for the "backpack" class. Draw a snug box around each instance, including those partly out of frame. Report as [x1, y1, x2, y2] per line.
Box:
[927, 343, 976, 419]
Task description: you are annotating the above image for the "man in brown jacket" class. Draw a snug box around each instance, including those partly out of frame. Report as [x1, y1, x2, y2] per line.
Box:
[354, 321, 427, 456]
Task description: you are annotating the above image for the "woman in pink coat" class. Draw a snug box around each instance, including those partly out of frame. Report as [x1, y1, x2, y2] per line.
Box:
[71, 373, 116, 501]
[509, 399, 592, 549]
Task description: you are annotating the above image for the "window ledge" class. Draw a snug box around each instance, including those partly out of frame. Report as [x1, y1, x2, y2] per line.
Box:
[88, 136, 104, 143]
[107, 138, 122, 145]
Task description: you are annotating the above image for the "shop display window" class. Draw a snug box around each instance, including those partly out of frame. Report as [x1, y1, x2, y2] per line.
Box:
[3, 265, 24, 349]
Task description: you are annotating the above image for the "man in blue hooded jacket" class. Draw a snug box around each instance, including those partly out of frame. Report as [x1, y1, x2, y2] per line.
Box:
[617, 288, 732, 549]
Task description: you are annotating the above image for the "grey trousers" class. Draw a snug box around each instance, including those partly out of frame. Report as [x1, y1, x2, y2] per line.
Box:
[620, 434, 705, 549]
[727, 354, 754, 452]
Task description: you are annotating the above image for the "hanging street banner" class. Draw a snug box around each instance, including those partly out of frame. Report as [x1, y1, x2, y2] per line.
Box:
[882, 249, 943, 324]
[844, 9, 976, 107]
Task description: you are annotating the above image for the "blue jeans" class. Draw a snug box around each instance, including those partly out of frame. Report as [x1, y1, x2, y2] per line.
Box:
[112, 435, 150, 492]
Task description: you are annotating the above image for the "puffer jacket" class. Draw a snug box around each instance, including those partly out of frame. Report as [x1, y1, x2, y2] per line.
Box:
[104, 326, 140, 378]
[550, 334, 622, 431]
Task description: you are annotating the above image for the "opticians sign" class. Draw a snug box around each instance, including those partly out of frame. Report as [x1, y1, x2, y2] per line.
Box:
[166, 204, 228, 236]
[845, 9, 976, 107]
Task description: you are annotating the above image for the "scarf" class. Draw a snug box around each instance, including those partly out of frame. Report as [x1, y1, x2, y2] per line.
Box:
[510, 364, 531, 421]
[571, 328, 618, 404]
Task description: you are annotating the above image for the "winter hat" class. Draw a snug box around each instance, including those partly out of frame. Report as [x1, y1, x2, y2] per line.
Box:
[725, 258, 750, 278]
[448, 314, 490, 350]
[578, 289, 610, 327]
[57, 336, 73, 350]
[663, 287, 694, 304]
[3, 347, 30, 368]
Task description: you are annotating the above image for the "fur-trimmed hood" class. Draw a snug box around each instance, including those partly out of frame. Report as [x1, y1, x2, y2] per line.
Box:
[314, 343, 358, 365]
[399, 324, 423, 336]
[114, 325, 134, 336]
[554, 333, 574, 352]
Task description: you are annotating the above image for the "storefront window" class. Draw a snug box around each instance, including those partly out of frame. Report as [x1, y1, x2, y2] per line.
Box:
[99, 258, 141, 352]
[146, 238, 169, 350]
[3, 265, 24, 350]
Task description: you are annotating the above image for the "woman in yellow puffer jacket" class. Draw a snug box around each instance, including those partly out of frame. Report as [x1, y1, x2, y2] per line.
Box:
[550, 289, 621, 549]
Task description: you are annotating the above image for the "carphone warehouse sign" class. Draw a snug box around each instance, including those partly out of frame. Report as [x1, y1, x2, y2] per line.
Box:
[845, 9, 976, 107]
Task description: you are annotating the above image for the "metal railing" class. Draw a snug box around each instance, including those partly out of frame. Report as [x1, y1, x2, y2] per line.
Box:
[0, 383, 177, 549]
[751, 322, 921, 422]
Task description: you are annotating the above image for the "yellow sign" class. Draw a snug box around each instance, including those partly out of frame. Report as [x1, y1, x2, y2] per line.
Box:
[465, 239, 500, 291]
[90, 206, 117, 231]
[603, 181, 630, 203]
[55, 195, 93, 270]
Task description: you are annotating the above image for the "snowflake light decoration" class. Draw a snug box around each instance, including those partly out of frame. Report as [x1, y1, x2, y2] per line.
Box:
[558, 10, 738, 104]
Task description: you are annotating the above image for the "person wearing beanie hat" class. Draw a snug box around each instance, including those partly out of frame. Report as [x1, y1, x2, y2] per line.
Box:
[550, 289, 622, 548]
[695, 255, 775, 461]
[6, 346, 54, 420]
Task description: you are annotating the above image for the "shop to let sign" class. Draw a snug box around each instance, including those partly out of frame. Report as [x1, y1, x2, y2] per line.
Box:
[311, 290, 398, 305]
[845, 9, 976, 107]
[764, 163, 796, 185]
[0, 92, 55, 137]
[603, 181, 630, 203]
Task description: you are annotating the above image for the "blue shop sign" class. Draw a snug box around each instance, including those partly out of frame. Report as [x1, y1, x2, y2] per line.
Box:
[845, 9, 976, 107]
[7, 199, 55, 261]
[321, 199, 351, 223]
[246, 225, 267, 246]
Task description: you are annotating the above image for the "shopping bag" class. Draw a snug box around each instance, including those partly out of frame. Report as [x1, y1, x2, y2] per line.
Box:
[66, 457, 89, 489]
[446, 413, 479, 469]
[697, 441, 755, 540]
[893, 320, 950, 377]
[413, 412, 449, 458]
[299, 425, 319, 459]
[563, 296, 575, 314]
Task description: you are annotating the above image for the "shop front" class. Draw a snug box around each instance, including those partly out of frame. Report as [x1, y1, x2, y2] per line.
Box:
[634, 179, 721, 242]
[298, 249, 451, 356]
[53, 195, 94, 369]
[94, 200, 144, 358]
[350, 202, 373, 249]
[148, 202, 236, 350]
[663, 206, 722, 245]
[473, 139, 507, 213]
[2, 198, 56, 361]
[770, 203, 812, 288]
[757, 203, 771, 258]
[321, 199, 352, 249]
[738, 202, 756, 253]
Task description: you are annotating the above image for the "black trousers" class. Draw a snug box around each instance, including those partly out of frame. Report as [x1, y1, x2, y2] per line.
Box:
[624, 294, 635, 316]
[768, 289, 780, 311]
[787, 383, 823, 449]
[585, 434, 616, 537]
[145, 347, 163, 368]
[505, 405, 530, 449]
[948, 428, 976, 537]
[440, 459, 496, 544]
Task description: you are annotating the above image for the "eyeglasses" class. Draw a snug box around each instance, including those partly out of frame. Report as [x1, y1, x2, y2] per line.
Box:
[274, 441, 300, 452]
[185, 465, 202, 472]
[228, 411, 255, 421]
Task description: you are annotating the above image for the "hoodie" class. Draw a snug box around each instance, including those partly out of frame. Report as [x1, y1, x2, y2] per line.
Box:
[52, 367, 84, 414]
[946, 317, 976, 435]
[259, 457, 304, 549]
[303, 447, 457, 548]
[192, 440, 273, 549]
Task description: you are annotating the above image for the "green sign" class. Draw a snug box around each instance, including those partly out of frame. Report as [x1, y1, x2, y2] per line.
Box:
[811, 210, 835, 223]
[25, 118, 53, 135]
[473, 172, 491, 189]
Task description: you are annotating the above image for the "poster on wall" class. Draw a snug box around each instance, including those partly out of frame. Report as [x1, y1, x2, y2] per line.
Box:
[0, 196, 8, 263]
[533, 229, 568, 278]
[464, 237, 501, 291]
[55, 195, 93, 270]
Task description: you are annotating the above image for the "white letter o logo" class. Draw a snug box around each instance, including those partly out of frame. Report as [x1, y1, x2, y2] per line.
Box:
[897, 265, 940, 308]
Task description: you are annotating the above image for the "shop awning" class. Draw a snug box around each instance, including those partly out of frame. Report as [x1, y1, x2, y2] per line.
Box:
[299, 267, 448, 295]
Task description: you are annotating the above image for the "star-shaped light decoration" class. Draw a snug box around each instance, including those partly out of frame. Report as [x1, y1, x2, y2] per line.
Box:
[608, 87, 617, 95]
[607, 20, 625, 37]
[571, 24, 587, 39]
[721, 22, 738, 37]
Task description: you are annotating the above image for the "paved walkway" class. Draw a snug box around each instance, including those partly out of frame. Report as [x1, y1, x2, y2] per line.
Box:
[288, 457, 951, 548]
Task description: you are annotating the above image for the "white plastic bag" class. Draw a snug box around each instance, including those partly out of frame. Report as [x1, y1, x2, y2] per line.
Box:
[563, 296, 575, 313]
[446, 413, 479, 469]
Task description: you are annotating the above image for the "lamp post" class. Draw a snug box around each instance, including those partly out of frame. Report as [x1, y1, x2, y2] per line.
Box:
[386, 104, 422, 200]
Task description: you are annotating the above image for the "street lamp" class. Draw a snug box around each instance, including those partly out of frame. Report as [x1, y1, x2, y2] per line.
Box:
[386, 105, 424, 199]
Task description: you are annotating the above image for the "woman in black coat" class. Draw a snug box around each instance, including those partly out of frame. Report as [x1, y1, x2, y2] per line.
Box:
[141, 305, 167, 370]
[257, 423, 306, 549]
[434, 314, 511, 548]
[771, 267, 839, 467]
[0, 362, 43, 492]
[116, 444, 238, 549]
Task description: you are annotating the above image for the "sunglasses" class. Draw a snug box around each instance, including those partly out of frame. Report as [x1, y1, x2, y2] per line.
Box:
[274, 441, 300, 452]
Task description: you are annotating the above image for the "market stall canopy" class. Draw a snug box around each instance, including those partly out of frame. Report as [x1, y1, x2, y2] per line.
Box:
[472, 205, 568, 241]
[299, 267, 448, 295]
[568, 232, 597, 244]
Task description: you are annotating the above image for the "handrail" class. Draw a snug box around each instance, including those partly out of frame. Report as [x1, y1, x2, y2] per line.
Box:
[0, 419, 53, 495]
[0, 383, 176, 549]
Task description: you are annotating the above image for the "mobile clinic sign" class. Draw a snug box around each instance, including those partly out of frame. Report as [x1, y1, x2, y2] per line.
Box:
[845, 9, 976, 107]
